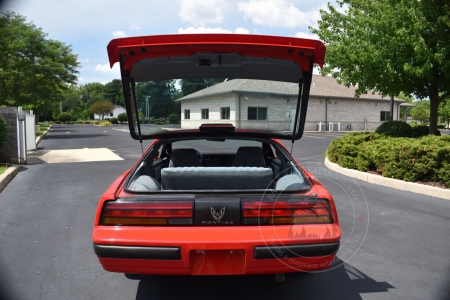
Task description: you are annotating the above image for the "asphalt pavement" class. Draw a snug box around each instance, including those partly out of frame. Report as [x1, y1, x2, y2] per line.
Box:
[0, 124, 449, 300]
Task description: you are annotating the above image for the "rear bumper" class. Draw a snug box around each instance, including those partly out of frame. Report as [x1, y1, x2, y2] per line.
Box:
[92, 224, 341, 275]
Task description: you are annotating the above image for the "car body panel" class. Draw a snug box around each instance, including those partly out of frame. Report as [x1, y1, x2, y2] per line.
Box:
[93, 34, 340, 276]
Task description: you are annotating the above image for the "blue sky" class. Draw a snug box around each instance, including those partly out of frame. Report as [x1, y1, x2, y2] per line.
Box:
[4, 0, 335, 84]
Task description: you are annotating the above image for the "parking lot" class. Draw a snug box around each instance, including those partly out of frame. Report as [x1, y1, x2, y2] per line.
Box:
[0, 124, 449, 300]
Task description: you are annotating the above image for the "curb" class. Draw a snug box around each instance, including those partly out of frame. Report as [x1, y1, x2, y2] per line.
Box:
[36, 124, 52, 146]
[0, 165, 23, 193]
[324, 156, 450, 201]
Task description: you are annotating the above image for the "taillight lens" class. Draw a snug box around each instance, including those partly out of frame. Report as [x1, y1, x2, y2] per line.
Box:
[101, 201, 193, 225]
[242, 199, 332, 225]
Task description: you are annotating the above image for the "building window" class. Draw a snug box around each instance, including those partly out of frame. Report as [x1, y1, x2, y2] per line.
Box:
[110, 113, 113, 117]
[221, 107, 230, 120]
[380, 111, 390, 121]
[248, 107, 267, 120]
[201, 109, 209, 120]
[184, 109, 190, 120]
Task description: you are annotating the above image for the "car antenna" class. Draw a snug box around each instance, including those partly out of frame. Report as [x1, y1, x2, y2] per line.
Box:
[291, 78, 304, 154]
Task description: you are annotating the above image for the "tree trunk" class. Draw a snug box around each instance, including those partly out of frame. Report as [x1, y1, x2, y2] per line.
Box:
[429, 91, 439, 135]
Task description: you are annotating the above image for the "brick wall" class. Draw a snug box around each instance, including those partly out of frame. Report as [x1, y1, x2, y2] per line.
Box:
[0, 107, 18, 163]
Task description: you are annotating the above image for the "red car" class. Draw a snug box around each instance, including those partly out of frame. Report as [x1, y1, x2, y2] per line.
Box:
[92, 34, 341, 276]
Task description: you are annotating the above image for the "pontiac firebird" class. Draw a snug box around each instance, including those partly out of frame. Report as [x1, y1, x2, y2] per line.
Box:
[92, 34, 341, 276]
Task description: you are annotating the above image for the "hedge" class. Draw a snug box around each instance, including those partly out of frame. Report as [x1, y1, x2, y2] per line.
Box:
[326, 132, 450, 187]
[0, 115, 7, 149]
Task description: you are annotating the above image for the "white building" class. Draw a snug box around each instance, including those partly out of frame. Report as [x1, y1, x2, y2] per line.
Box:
[176, 76, 408, 132]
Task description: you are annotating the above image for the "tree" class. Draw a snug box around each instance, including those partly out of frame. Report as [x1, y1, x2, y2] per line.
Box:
[90, 100, 114, 120]
[310, 0, 450, 135]
[410, 100, 430, 123]
[0, 11, 79, 122]
[180, 78, 224, 96]
[57, 112, 71, 123]
[104, 79, 124, 106]
[134, 80, 178, 119]
[117, 112, 128, 123]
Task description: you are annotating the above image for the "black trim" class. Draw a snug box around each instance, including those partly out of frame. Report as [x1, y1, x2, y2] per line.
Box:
[93, 244, 181, 260]
[254, 241, 339, 259]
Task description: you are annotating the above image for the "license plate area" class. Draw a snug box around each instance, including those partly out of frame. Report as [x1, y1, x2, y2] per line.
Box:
[190, 250, 245, 275]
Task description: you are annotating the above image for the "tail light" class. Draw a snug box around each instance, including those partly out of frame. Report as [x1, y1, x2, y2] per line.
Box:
[242, 199, 332, 225]
[101, 201, 193, 225]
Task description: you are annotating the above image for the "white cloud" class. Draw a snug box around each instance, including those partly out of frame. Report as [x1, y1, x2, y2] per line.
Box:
[131, 24, 141, 30]
[178, 27, 232, 34]
[238, 0, 324, 28]
[234, 27, 250, 34]
[112, 30, 127, 37]
[178, 27, 251, 34]
[178, 0, 229, 26]
[295, 31, 320, 40]
[94, 63, 120, 73]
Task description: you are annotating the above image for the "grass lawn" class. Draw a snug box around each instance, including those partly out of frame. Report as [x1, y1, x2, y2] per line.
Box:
[0, 166, 7, 176]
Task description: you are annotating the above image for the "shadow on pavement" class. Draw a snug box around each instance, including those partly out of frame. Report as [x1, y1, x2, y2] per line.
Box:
[132, 262, 394, 300]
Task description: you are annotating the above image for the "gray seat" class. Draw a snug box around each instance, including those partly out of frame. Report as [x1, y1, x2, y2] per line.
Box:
[169, 148, 201, 167]
[128, 176, 161, 191]
[161, 167, 273, 190]
[232, 147, 266, 167]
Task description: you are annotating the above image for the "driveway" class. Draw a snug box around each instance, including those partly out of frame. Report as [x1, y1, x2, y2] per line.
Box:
[0, 125, 448, 300]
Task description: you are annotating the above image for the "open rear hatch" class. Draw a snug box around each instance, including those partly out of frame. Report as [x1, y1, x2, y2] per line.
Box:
[106, 34, 326, 141]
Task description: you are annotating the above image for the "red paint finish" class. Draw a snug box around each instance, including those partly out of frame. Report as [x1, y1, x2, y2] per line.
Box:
[107, 34, 326, 73]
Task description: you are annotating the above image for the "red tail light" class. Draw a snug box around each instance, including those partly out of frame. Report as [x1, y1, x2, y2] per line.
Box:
[101, 201, 193, 225]
[242, 199, 332, 225]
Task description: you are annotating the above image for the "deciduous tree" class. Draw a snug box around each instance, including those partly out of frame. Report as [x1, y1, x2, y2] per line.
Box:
[310, 0, 450, 134]
[0, 11, 79, 122]
[90, 100, 114, 121]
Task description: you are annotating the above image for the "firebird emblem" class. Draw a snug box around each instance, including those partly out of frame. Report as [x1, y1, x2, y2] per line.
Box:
[211, 207, 225, 221]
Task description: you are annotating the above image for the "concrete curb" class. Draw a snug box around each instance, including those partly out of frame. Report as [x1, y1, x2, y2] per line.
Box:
[36, 124, 52, 146]
[324, 156, 450, 200]
[0, 165, 23, 193]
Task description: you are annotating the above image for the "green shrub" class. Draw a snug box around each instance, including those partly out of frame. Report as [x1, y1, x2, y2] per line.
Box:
[437, 124, 445, 129]
[104, 118, 111, 122]
[111, 117, 118, 124]
[94, 121, 100, 125]
[410, 125, 430, 137]
[57, 112, 72, 123]
[168, 113, 180, 123]
[326, 133, 450, 187]
[54, 121, 61, 124]
[142, 118, 149, 124]
[117, 113, 127, 123]
[99, 121, 111, 126]
[375, 120, 412, 137]
[84, 121, 90, 124]
[0, 115, 7, 150]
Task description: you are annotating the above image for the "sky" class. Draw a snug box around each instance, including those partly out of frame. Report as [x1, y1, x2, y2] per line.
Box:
[2, 0, 337, 85]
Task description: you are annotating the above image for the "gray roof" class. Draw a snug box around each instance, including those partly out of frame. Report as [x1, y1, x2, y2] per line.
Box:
[177, 75, 405, 102]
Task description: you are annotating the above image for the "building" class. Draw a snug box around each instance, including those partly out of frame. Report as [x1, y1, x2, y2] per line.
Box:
[94, 105, 126, 120]
[176, 76, 407, 131]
